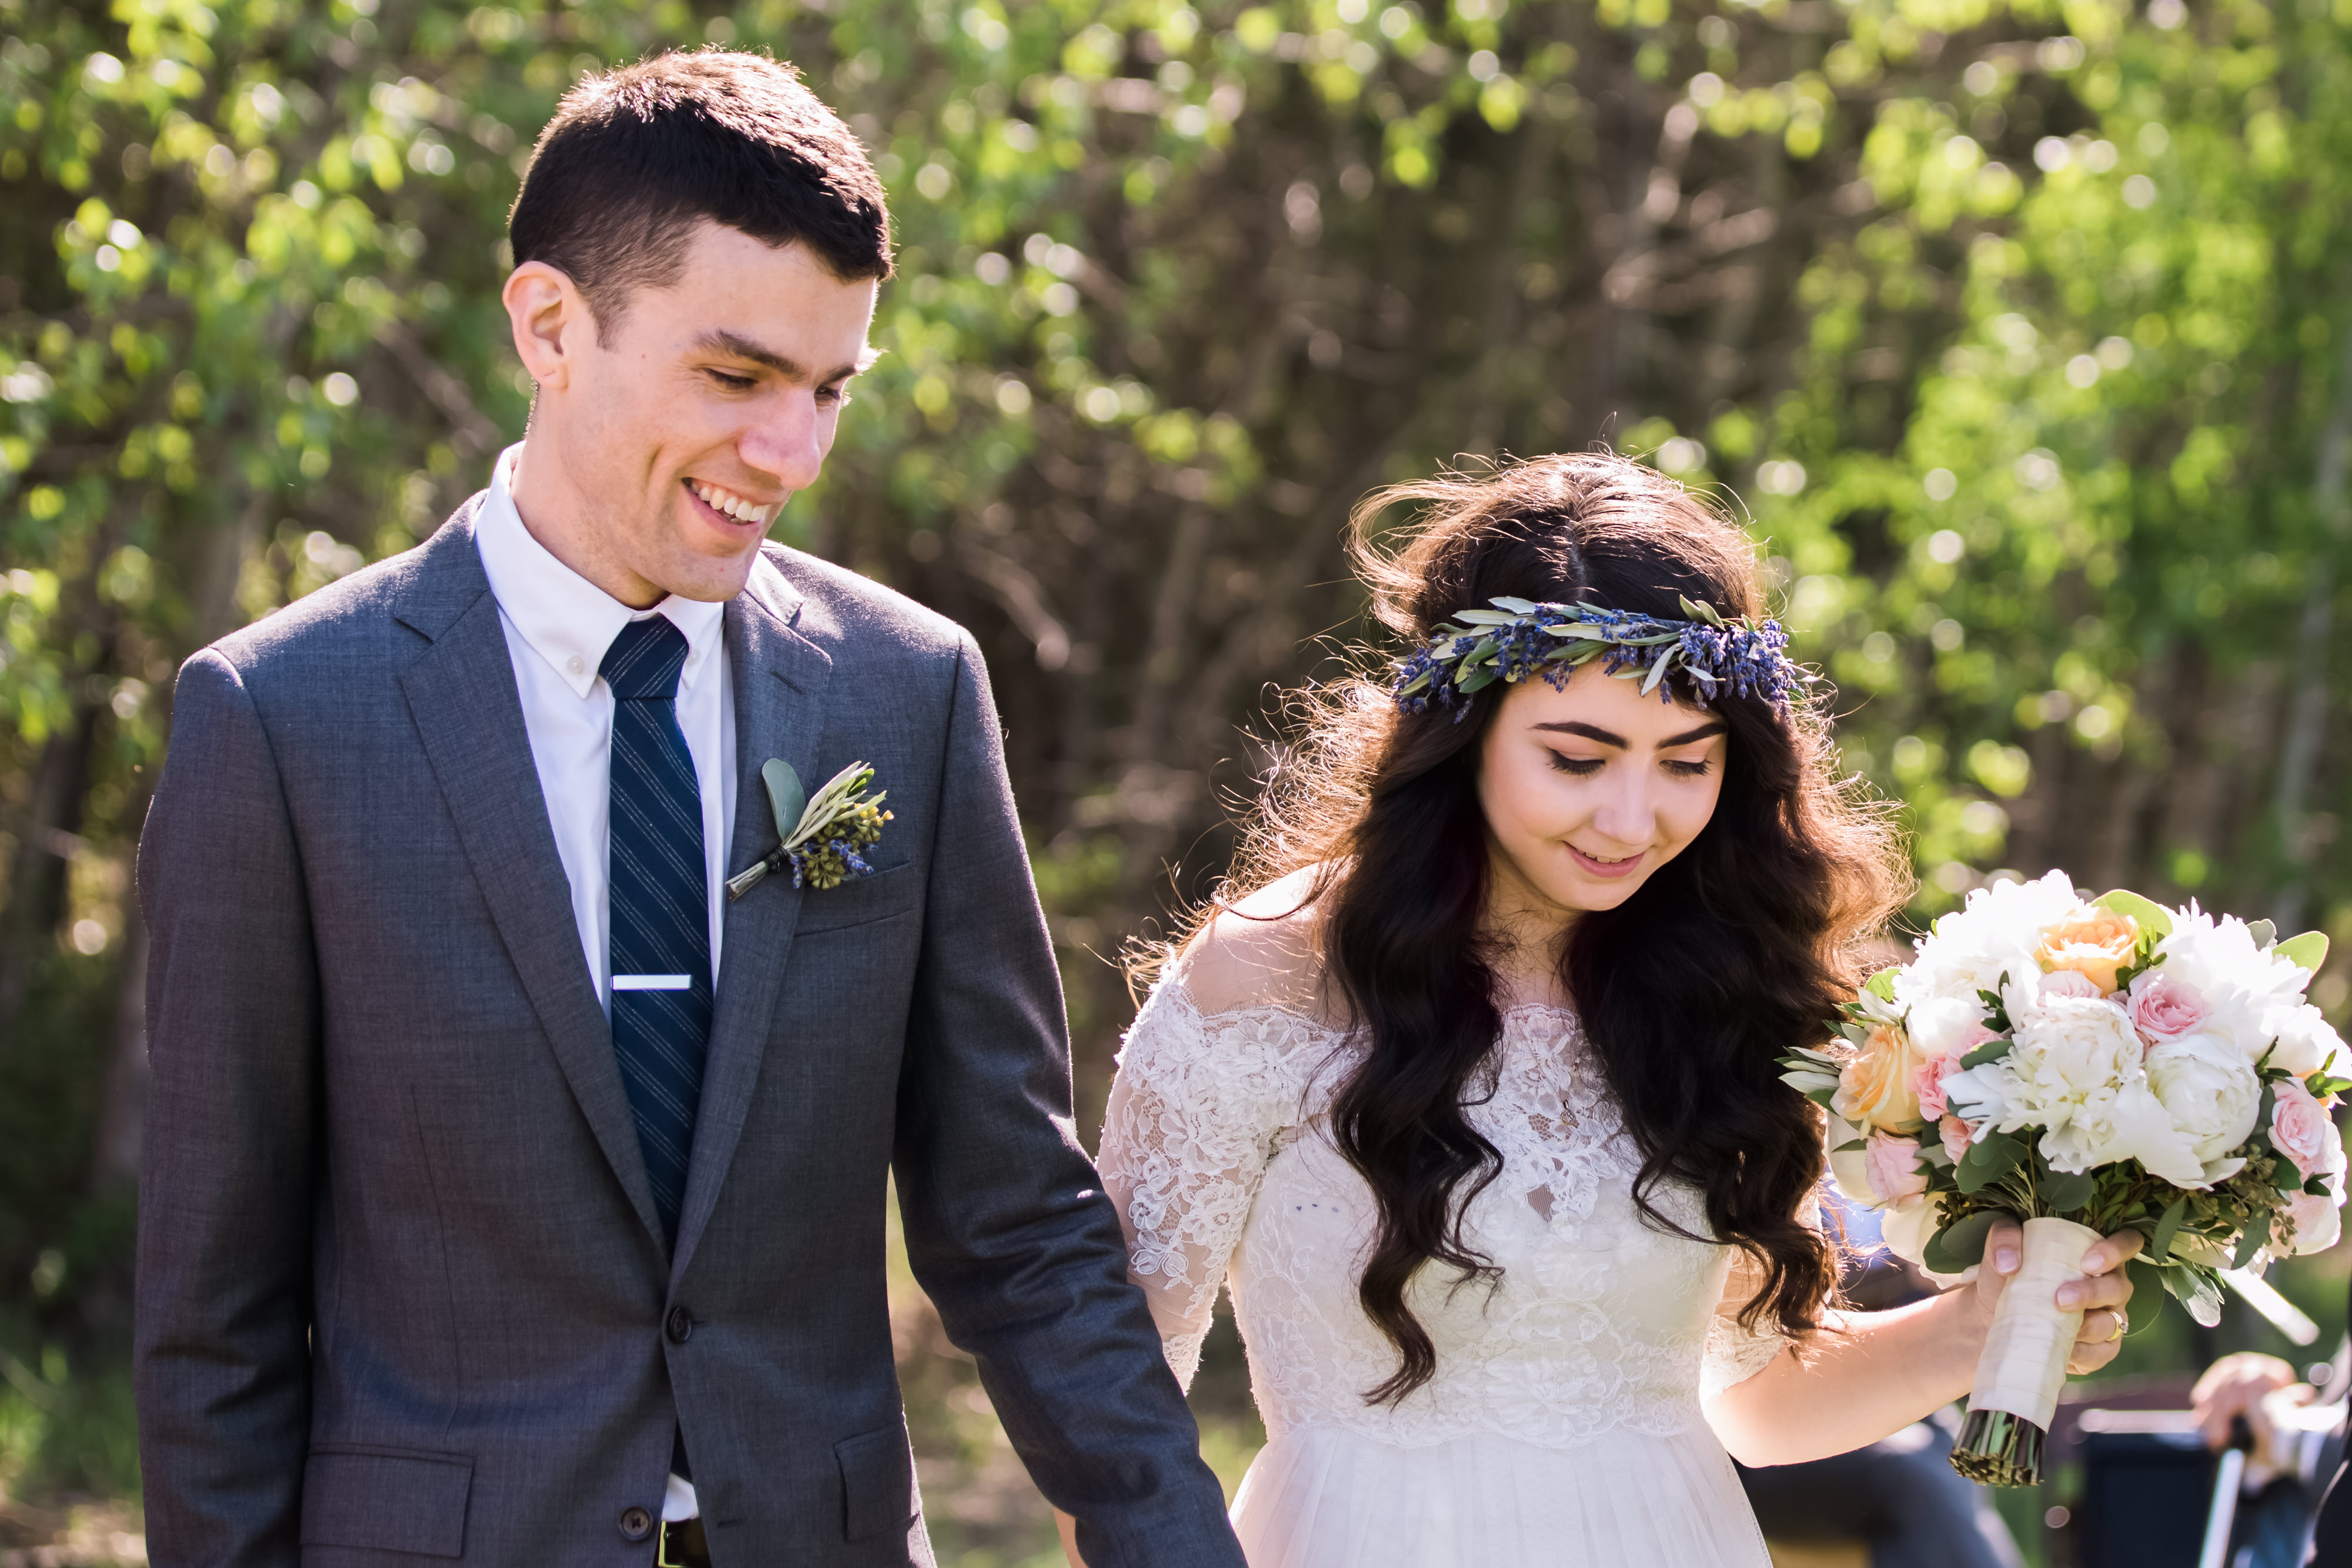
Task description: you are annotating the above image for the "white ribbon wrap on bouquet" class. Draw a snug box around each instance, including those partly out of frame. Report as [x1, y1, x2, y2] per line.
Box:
[1967, 1216, 2103, 1430]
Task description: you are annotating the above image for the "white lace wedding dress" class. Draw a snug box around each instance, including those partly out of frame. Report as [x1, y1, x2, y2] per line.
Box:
[1097, 954, 1786, 1567]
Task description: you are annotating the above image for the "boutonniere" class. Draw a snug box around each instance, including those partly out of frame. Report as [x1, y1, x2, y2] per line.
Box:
[724, 758, 893, 900]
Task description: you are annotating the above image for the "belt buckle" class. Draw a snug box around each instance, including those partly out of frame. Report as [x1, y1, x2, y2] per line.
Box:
[657, 1517, 711, 1568]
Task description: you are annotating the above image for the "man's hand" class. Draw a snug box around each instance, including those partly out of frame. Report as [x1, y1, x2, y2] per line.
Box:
[2191, 1350, 2308, 1456]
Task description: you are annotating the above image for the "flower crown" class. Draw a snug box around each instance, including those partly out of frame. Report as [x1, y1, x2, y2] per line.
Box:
[1392, 594, 1805, 720]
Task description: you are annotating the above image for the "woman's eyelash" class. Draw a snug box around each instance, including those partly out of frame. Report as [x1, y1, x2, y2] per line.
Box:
[1546, 752, 1712, 778]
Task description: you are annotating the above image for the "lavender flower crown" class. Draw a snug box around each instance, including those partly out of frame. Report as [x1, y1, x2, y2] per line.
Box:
[1392, 594, 1805, 720]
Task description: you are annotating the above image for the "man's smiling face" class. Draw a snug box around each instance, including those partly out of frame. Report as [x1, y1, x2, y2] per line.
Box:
[507, 219, 878, 606]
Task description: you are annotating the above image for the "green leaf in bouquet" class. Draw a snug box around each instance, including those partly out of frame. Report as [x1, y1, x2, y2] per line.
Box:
[1923, 1209, 2001, 1274]
[2231, 1224, 2267, 1270]
[1865, 967, 1900, 1003]
[1956, 1133, 2024, 1193]
[2042, 1169, 2096, 1214]
[1833, 1138, 1867, 1152]
[1959, 1037, 2013, 1069]
[2147, 1197, 2187, 1263]
[2309, 1072, 2352, 1099]
[2094, 889, 2174, 940]
[2308, 1173, 2333, 1196]
[2161, 1264, 2226, 1328]
[2275, 931, 2330, 972]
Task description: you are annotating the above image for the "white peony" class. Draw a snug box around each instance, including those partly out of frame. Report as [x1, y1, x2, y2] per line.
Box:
[2262, 1002, 2351, 1079]
[2153, 910, 2314, 1060]
[1895, 870, 2083, 1009]
[2143, 1032, 2261, 1178]
[1976, 994, 2211, 1183]
[1825, 1113, 1877, 1207]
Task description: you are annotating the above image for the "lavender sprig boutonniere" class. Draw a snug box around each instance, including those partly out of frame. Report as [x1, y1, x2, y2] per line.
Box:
[724, 758, 893, 900]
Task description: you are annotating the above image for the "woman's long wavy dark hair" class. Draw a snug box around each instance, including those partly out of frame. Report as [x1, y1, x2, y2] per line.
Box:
[1165, 453, 1907, 1404]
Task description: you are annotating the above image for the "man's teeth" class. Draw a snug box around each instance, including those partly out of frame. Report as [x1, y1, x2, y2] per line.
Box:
[690, 481, 777, 524]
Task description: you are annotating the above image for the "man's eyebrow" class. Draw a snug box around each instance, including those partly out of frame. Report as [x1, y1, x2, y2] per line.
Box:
[1532, 718, 1729, 748]
[694, 329, 868, 385]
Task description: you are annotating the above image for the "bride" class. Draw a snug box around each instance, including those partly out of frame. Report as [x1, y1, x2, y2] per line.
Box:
[1068, 453, 2142, 1566]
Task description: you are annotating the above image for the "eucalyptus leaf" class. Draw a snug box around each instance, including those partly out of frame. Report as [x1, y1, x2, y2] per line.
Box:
[1923, 1209, 2000, 1274]
[1956, 1132, 2023, 1193]
[2147, 1197, 2187, 1263]
[1488, 596, 1540, 614]
[1959, 1037, 2012, 1069]
[2040, 1169, 2095, 1213]
[2093, 889, 2174, 940]
[1456, 666, 1499, 695]
[2276, 931, 2331, 972]
[1454, 609, 1521, 626]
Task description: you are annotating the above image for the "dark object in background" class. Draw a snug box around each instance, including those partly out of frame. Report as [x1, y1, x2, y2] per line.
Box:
[1737, 1413, 2024, 1568]
[2072, 1426, 2213, 1568]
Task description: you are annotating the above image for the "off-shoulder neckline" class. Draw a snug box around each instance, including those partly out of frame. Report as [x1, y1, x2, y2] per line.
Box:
[1155, 974, 1581, 1035]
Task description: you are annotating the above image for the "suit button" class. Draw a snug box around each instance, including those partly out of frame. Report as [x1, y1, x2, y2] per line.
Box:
[666, 1306, 694, 1344]
[618, 1505, 655, 1543]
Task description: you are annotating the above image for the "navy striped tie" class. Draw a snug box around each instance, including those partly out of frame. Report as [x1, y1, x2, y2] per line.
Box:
[601, 615, 711, 1248]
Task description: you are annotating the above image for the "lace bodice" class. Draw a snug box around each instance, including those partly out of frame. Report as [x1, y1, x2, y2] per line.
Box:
[1098, 974, 1787, 1452]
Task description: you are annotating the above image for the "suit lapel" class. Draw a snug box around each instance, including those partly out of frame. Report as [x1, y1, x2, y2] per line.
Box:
[672, 553, 834, 1279]
[394, 514, 666, 1247]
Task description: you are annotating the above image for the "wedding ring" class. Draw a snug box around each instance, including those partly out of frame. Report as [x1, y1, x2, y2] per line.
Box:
[2101, 1309, 2127, 1343]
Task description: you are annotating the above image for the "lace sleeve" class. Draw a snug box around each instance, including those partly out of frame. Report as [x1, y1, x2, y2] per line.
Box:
[1097, 977, 1308, 1390]
[1700, 1251, 1792, 1405]
[1700, 1312, 1790, 1404]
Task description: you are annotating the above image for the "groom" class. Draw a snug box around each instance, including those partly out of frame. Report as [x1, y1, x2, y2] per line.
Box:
[133, 48, 1240, 1568]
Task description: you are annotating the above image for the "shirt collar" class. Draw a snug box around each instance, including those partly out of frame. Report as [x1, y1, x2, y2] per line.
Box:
[473, 442, 728, 700]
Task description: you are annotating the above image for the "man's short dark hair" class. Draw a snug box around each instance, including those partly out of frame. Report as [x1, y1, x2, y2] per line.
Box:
[509, 49, 892, 336]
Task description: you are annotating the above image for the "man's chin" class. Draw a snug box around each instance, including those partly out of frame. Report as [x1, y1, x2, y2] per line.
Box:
[655, 546, 766, 603]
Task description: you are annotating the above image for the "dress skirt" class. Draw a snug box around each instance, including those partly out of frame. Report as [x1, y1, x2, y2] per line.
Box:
[1229, 1423, 1775, 1568]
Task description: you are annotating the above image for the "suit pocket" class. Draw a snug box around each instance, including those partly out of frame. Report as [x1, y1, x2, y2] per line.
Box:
[302, 1445, 474, 1559]
[793, 858, 918, 936]
[834, 1420, 918, 1543]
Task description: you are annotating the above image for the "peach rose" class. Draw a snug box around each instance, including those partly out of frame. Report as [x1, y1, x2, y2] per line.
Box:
[1833, 1022, 1924, 1132]
[1938, 1114, 1973, 1164]
[2036, 907, 2141, 995]
[2273, 1078, 2337, 1180]
[1864, 1132, 1930, 1206]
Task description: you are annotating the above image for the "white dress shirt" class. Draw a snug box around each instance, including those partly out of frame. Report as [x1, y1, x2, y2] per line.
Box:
[473, 442, 736, 1005]
[473, 442, 729, 1522]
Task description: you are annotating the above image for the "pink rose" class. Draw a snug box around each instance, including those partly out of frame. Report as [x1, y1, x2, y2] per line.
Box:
[1910, 1022, 1993, 1121]
[1939, 1115, 1972, 1164]
[1865, 1132, 1930, 1206]
[2271, 1078, 2334, 1179]
[2130, 971, 2210, 1045]
[2281, 1182, 2343, 1255]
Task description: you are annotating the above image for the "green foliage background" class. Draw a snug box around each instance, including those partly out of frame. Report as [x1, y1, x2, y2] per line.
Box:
[5, 0, 2352, 1557]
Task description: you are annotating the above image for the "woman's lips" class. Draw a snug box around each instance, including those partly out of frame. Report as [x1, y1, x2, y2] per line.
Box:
[1567, 843, 1644, 880]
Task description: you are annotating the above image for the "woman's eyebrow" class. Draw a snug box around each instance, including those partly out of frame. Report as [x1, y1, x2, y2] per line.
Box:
[1532, 719, 1728, 748]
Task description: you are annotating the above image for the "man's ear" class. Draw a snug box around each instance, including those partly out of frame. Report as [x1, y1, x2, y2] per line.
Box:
[502, 261, 592, 393]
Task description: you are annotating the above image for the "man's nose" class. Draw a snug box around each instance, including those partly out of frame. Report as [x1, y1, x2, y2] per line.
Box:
[739, 390, 828, 492]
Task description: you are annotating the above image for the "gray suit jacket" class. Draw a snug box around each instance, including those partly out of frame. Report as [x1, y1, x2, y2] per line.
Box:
[134, 502, 1242, 1568]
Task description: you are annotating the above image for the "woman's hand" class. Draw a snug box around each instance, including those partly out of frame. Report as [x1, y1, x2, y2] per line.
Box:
[1965, 1218, 2143, 1375]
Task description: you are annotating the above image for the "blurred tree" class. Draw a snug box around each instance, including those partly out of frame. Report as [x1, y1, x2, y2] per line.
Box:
[2, 0, 2351, 1537]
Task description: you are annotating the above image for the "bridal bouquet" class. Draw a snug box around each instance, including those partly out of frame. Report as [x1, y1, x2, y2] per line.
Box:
[1780, 871, 2350, 1486]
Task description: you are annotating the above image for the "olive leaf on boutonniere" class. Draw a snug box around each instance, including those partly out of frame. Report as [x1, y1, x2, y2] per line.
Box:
[724, 758, 892, 900]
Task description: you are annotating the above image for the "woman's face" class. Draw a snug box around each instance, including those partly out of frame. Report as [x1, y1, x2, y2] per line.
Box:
[1476, 659, 1729, 931]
